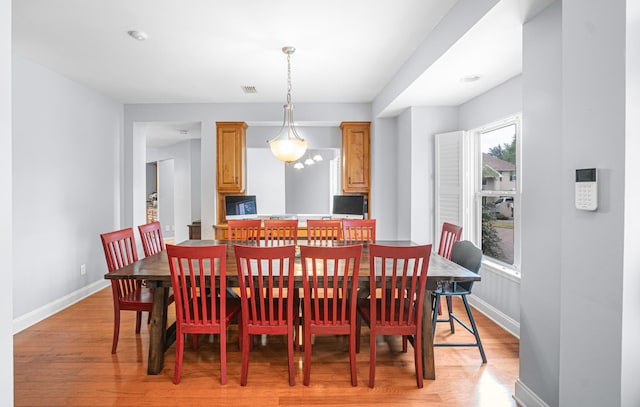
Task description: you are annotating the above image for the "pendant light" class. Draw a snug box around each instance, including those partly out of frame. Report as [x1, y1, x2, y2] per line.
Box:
[268, 46, 307, 163]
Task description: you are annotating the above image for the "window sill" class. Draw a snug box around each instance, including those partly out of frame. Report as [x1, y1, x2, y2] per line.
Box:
[481, 259, 521, 282]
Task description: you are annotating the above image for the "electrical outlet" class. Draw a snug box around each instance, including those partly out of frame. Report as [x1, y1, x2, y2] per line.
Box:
[80, 264, 86, 275]
[165, 225, 171, 232]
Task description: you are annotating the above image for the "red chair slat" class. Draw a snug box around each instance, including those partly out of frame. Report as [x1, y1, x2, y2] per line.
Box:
[437, 222, 462, 260]
[306, 219, 342, 244]
[341, 219, 376, 242]
[263, 219, 298, 246]
[138, 221, 165, 256]
[227, 219, 262, 243]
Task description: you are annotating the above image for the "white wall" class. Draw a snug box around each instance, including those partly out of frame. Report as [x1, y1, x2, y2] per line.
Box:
[622, 2, 640, 405]
[517, 2, 562, 405]
[395, 110, 413, 240]
[157, 159, 175, 240]
[190, 139, 201, 221]
[458, 75, 522, 130]
[12, 56, 122, 321]
[560, 1, 626, 405]
[370, 118, 399, 240]
[247, 148, 286, 214]
[1, 0, 14, 402]
[285, 149, 333, 214]
[409, 106, 458, 245]
[147, 139, 198, 242]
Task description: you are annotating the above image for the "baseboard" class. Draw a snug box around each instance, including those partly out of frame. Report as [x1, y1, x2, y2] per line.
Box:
[468, 295, 520, 339]
[13, 280, 110, 334]
[514, 379, 550, 407]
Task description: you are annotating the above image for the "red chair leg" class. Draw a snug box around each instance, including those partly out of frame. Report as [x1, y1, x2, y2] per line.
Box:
[369, 330, 376, 388]
[240, 331, 250, 386]
[355, 314, 361, 353]
[174, 332, 184, 384]
[303, 325, 312, 386]
[135, 311, 142, 334]
[414, 329, 423, 388]
[111, 309, 120, 354]
[220, 327, 227, 385]
[287, 327, 295, 386]
[348, 331, 357, 387]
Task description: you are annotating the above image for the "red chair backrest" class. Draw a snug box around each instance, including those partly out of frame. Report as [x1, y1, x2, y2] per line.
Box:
[438, 222, 462, 260]
[306, 219, 342, 244]
[300, 244, 362, 326]
[227, 219, 262, 243]
[138, 221, 165, 256]
[368, 244, 432, 326]
[100, 228, 140, 300]
[342, 219, 376, 242]
[234, 244, 296, 326]
[263, 219, 298, 245]
[166, 244, 228, 328]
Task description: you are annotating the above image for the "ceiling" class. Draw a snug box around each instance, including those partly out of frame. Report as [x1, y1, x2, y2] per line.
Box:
[12, 0, 553, 147]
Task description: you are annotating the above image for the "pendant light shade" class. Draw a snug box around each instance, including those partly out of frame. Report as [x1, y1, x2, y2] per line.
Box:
[268, 46, 307, 163]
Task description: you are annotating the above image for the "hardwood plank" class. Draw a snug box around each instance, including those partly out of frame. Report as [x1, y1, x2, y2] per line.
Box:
[14, 288, 519, 406]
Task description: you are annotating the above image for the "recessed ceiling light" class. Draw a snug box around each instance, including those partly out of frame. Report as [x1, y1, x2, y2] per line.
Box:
[127, 30, 148, 41]
[460, 75, 481, 83]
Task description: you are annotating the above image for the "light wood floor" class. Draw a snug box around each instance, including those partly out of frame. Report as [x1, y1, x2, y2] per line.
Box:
[14, 288, 519, 406]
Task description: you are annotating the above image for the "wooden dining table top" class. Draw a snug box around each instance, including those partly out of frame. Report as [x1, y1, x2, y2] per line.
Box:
[104, 239, 481, 287]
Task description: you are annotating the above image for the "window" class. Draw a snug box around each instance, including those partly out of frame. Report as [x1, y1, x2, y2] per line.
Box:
[434, 117, 521, 275]
[475, 117, 521, 271]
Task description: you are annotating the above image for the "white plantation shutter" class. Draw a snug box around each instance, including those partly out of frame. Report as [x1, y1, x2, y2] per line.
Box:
[435, 131, 465, 247]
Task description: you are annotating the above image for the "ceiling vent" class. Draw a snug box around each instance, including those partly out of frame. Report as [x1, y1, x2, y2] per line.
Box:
[241, 85, 257, 94]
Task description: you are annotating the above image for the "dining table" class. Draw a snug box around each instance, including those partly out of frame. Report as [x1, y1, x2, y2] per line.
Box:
[104, 239, 481, 380]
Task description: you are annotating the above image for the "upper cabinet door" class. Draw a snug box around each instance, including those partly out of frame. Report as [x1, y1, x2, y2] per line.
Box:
[216, 122, 247, 192]
[341, 122, 370, 193]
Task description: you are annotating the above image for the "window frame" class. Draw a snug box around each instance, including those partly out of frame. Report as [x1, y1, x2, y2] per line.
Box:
[468, 115, 522, 276]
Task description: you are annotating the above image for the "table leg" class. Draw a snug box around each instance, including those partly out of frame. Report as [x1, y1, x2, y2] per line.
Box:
[148, 285, 168, 375]
[422, 289, 436, 379]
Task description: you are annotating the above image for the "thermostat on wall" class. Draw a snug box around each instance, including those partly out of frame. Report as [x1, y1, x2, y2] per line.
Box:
[575, 168, 598, 211]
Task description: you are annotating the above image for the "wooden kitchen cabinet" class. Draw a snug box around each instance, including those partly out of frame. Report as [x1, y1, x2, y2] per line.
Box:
[341, 122, 370, 193]
[216, 122, 247, 192]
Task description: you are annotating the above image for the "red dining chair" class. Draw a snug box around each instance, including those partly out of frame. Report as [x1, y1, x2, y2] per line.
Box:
[166, 244, 241, 384]
[227, 219, 262, 243]
[438, 222, 462, 260]
[263, 219, 299, 246]
[234, 244, 297, 386]
[342, 219, 376, 243]
[100, 227, 152, 354]
[300, 244, 362, 386]
[436, 222, 462, 321]
[306, 219, 342, 245]
[138, 221, 165, 256]
[356, 244, 432, 388]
